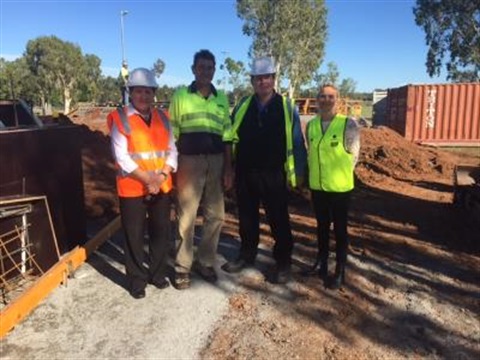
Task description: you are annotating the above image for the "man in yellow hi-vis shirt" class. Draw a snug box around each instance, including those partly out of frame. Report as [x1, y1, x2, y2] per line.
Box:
[169, 49, 233, 290]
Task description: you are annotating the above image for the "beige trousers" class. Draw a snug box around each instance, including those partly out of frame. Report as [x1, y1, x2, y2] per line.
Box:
[174, 154, 225, 273]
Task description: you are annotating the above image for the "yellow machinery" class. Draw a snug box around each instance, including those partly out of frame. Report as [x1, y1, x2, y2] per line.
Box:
[295, 97, 363, 118]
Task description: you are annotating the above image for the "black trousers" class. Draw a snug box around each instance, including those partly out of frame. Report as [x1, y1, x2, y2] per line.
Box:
[236, 169, 293, 267]
[119, 194, 171, 292]
[311, 190, 352, 266]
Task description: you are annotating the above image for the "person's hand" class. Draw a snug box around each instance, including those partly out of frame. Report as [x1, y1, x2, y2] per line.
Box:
[146, 173, 162, 195]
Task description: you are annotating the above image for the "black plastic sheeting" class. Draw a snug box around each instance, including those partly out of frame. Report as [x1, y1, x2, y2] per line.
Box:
[0, 125, 86, 254]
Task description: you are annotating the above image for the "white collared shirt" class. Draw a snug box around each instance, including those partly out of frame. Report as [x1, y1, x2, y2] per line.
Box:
[110, 104, 178, 174]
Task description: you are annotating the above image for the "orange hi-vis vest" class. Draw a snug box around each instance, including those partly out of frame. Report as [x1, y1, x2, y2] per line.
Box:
[107, 107, 173, 197]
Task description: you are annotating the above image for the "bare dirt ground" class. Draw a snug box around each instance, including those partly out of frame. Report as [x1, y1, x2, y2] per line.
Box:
[74, 109, 480, 359]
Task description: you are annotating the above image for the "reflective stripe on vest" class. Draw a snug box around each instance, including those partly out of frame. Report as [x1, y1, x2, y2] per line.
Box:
[307, 114, 354, 192]
[229, 95, 297, 187]
[171, 87, 230, 138]
[108, 107, 173, 197]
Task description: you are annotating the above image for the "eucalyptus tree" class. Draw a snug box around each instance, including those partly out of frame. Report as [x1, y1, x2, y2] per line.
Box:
[414, 0, 480, 81]
[316, 62, 340, 87]
[77, 54, 102, 103]
[0, 57, 34, 102]
[152, 58, 165, 78]
[339, 78, 357, 97]
[224, 57, 248, 103]
[25, 36, 87, 114]
[237, 0, 328, 98]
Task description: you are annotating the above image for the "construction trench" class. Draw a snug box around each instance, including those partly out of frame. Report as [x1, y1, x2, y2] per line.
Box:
[0, 101, 479, 359]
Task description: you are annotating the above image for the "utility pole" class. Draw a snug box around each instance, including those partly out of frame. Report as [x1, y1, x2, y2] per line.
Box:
[221, 50, 228, 91]
[120, 10, 128, 65]
[120, 10, 129, 105]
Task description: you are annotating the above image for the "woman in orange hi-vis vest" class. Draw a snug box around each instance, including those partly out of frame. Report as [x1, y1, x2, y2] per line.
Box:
[107, 68, 178, 299]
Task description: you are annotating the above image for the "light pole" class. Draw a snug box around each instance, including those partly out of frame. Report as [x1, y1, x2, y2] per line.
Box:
[221, 50, 228, 91]
[120, 10, 129, 105]
[120, 10, 128, 65]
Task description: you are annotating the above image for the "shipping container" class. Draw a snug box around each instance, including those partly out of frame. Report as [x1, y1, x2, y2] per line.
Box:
[385, 83, 480, 146]
[372, 90, 388, 126]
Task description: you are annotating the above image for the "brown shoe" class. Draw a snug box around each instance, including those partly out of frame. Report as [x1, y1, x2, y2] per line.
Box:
[221, 258, 253, 273]
[194, 262, 218, 283]
[174, 272, 191, 290]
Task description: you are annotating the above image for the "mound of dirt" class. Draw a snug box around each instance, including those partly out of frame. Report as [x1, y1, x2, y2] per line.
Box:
[356, 126, 478, 186]
[65, 107, 118, 218]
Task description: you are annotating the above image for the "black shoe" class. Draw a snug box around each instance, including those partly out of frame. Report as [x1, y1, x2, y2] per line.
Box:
[319, 263, 328, 280]
[301, 262, 328, 281]
[150, 278, 170, 290]
[327, 264, 345, 290]
[301, 265, 319, 277]
[221, 258, 253, 273]
[272, 266, 291, 284]
[129, 288, 146, 299]
[194, 262, 218, 283]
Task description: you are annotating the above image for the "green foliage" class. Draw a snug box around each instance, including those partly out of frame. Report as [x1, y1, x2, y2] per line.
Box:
[25, 36, 90, 113]
[156, 85, 175, 101]
[237, 0, 328, 98]
[308, 62, 357, 97]
[0, 57, 36, 103]
[1, 36, 107, 113]
[152, 59, 165, 78]
[96, 76, 122, 105]
[223, 57, 249, 103]
[414, 0, 480, 81]
[77, 54, 102, 102]
[339, 78, 357, 97]
[315, 62, 340, 87]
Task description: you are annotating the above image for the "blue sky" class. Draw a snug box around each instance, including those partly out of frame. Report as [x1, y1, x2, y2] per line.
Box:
[0, 0, 446, 92]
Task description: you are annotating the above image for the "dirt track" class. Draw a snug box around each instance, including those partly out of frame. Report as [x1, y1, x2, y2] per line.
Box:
[68, 112, 480, 358]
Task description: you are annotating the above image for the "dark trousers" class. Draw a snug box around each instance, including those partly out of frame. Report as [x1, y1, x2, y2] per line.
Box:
[236, 169, 293, 268]
[311, 190, 352, 266]
[119, 194, 171, 292]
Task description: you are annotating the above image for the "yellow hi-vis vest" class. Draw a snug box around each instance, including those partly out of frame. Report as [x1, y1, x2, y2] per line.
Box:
[169, 86, 231, 140]
[307, 114, 354, 192]
[228, 95, 297, 187]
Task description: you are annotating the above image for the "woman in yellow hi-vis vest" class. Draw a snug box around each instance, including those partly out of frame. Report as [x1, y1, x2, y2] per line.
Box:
[107, 68, 178, 299]
[305, 84, 360, 289]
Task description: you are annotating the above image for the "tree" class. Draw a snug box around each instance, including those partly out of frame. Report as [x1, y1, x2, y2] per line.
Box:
[96, 76, 122, 105]
[237, 0, 328, 98]
[156, 85, 175, 101]
[77, 54, 102, 103]
[224, 57, 248, 103]
[414, 0, 480, 81]
[0, 57, 34, 102]
[339, 78, 357, 97]
[316, 62, 340, 87]
[25, 36, 86, 114]
[152, 58, 165, 78]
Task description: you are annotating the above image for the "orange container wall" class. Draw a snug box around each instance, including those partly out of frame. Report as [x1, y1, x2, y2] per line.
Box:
[386, 83, 480, 146]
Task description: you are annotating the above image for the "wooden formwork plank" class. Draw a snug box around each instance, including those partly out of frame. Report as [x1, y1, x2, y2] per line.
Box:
[0, 216, 121, 338]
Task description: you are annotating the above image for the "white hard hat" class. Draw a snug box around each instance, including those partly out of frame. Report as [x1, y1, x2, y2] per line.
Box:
[127, 68, 158, 88]
[250, 57, 276, 76]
